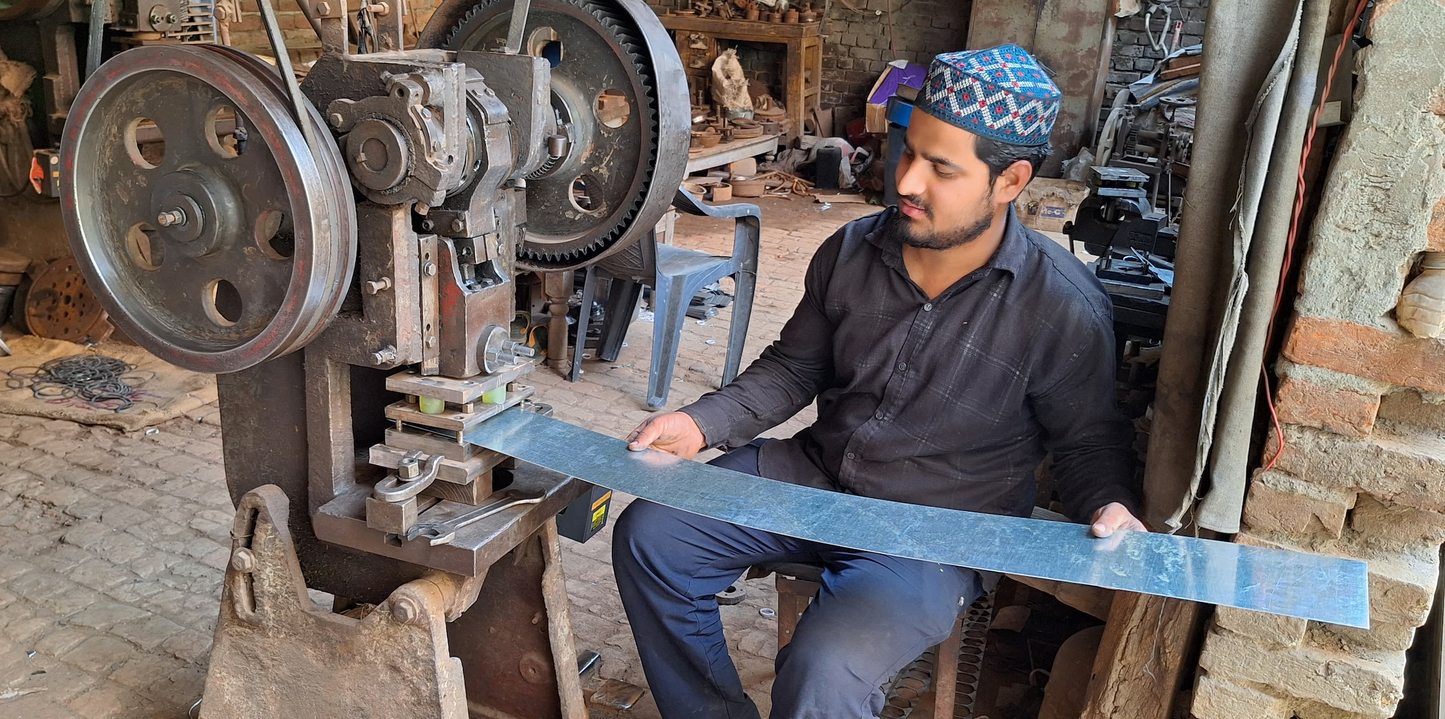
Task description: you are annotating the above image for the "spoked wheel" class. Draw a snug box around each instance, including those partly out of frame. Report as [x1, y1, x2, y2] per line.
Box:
[60, 44, 356, 374]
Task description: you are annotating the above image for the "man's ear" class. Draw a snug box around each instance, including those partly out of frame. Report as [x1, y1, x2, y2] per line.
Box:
[992, 159, 1034, 205]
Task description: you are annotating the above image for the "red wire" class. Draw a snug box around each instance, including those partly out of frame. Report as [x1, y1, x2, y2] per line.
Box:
[1259, 0, 1371, 471]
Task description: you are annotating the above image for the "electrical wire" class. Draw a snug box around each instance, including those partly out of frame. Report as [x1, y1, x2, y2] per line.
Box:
[1259, 0, 1373, 471]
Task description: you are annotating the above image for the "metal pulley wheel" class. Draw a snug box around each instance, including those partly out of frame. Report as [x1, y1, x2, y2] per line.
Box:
[60, 44, 356, 373]
[421, 0, 688, 271]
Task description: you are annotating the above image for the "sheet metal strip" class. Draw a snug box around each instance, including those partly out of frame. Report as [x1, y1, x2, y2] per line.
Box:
[466, 409, 1369, 628]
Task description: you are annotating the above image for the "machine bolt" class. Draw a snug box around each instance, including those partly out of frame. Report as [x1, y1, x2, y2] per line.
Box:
[419, 106, 433, 119]
[372, 346, 398, 366]
[450, 219, 464, 233]
[484, 88, 496, 97]
[157, 209, 187, 227]
[230, 548, 255, 573]
[397, 456, 420, 479]
[149, 13, 162, 25]
[391, 595, 422, 625]
[316, 1, 331, 14]
[354, 151, 368, 165]
[327, 112, 345, 129]
[364, 277, 393, 295]
[420, 219, 435, 231]
[166, 13, 177, 23]
[425, 337, 437, 348]
[422, 262, 437, 276]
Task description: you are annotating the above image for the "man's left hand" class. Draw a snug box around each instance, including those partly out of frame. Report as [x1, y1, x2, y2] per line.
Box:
[1090, 502, 1147, 538]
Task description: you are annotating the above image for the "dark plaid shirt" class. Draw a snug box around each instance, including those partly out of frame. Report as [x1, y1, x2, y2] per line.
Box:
[681, 206, 1139, 522]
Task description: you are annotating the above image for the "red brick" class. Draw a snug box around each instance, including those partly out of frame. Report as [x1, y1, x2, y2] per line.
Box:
[1265, 424, 1445, 514]
[1274, 375, 1379, 437]
[1283, 315, 1445, 393]
[1241, 471, 1354, 539]
[1378, 388, 1445, 433]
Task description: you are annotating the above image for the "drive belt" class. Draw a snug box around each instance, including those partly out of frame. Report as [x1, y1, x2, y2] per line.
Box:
[465, 408, 1369, 628]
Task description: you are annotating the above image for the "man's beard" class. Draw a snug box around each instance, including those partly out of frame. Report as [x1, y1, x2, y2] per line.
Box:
[885, 193, 997, 251]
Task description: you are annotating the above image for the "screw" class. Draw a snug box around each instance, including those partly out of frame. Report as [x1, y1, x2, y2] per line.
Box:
[328, 112, 345, 128]
[167, 13, 177, 23]
[372, 346, 397, 365]
[421, 219, 435, 231]
[391, 595, 422, 625]
[450, 219, 464, 233]
[425, 336, 437, 348]
[157, 209, 186, 227]
[230, 548, 255, 573]
[484, 88, 496, 97]
[365, 277, 392, 294]
[422, 262, 437, 276]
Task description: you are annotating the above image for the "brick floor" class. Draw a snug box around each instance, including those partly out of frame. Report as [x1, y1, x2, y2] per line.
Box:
[0, 197, 878, 718]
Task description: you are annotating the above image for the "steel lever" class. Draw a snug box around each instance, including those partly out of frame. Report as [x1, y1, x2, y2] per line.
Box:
[405, 489, 545, 546]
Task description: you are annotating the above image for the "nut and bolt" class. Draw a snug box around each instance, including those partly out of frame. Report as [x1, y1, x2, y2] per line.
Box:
[372, 346, 398, 366]
[316, 1, 331, 14]
[230, 548, 256, 573]
[422, 262, 437, 277]
[450, 219, 464, 233]
[391, 595, 422, 625]
[328, 112, 345, 128]
[364, 277, 393, 295]
[424, 336, 437, 348]
[420, 219, 435, 231]
[157, 209, 187, 227]
[397, 456, 420, 479]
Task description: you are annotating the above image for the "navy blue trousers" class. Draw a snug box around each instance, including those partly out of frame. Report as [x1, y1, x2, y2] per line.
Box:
[612, 442, 981, 719]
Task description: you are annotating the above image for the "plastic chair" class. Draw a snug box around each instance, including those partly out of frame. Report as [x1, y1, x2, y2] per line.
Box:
[569, 188, 761, 408]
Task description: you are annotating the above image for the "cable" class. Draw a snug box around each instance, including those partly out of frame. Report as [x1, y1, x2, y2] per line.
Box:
[1259, 0, 1372, 468]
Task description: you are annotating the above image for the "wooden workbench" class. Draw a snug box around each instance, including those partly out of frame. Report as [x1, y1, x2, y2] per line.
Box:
[659, 14, 822, 143]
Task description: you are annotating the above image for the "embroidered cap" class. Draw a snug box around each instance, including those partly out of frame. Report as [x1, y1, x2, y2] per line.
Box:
[918, 44, 1060, 146]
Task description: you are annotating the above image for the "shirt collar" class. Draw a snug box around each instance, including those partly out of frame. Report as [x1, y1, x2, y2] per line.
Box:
[867, 204, 1032, 277]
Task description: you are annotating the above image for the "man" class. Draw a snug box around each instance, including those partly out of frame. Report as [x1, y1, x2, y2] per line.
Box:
[612, 45, 1145, 719]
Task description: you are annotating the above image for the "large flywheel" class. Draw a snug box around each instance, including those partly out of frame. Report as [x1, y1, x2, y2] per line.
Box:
[60, 44, 356, 374]
[420, 0, 688, 270]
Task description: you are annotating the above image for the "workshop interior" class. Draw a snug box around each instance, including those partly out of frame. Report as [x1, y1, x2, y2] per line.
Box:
[0, 0, 1442, 717]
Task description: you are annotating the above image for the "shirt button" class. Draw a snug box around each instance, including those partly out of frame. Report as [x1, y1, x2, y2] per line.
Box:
[923, 303, 933, 312]
[846, 452, 856, 460]
[875, 411, 886, 421]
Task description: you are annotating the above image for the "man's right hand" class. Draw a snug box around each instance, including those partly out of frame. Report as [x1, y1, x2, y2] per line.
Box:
[627, 412, 707, 459]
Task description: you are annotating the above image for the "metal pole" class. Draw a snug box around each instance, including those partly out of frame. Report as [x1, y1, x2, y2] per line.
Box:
[1140, 0, 1304, 529]
[1198, 0, 1330, 532]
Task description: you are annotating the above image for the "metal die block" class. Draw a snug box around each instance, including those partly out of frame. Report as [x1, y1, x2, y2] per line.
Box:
[385, 427, 478, 462]
[384, 385, 535, 433]
[385, 362, 536, 405]
[366, 495, 432, 534]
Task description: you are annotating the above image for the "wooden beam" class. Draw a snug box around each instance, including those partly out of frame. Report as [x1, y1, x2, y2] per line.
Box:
[1079, 593, 1207, 719]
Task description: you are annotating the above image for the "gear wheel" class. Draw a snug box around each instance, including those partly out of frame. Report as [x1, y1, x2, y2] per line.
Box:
[421, 0, 688, 271]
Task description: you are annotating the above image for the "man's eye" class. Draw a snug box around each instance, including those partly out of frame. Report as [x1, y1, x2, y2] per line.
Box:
[933, 166, 954, 179]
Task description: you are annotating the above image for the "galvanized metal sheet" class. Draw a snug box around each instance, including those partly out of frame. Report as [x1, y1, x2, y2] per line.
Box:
[466, 409, 1370, 628]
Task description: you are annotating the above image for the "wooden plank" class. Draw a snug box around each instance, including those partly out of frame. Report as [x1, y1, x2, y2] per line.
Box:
[686, 134, 780, 174]
[385, 362, 535, 404]
[383, 385, 534, 432]
[1078, 593, 1204, 719]
[658, 14, 820, 40]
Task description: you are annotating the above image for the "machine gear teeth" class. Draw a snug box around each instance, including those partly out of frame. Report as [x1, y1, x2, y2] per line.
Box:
[434, 0, 681, 270]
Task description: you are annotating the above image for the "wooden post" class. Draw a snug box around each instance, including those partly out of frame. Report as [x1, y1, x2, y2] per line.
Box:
[1079, 593, 1206, 719]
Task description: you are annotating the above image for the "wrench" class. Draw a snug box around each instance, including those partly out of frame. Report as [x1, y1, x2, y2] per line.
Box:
[404, 489, 545, 546]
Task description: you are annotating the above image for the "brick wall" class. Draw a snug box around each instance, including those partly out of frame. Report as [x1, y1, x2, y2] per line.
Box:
[1190, 2, 1445, 718]
[646, 0, 970, 124]
[1102, 0, 1208, 128]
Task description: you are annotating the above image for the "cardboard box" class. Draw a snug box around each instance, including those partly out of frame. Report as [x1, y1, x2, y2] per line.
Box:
[864, 60, 925, 134]
[1017, 178, 1091, 234]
